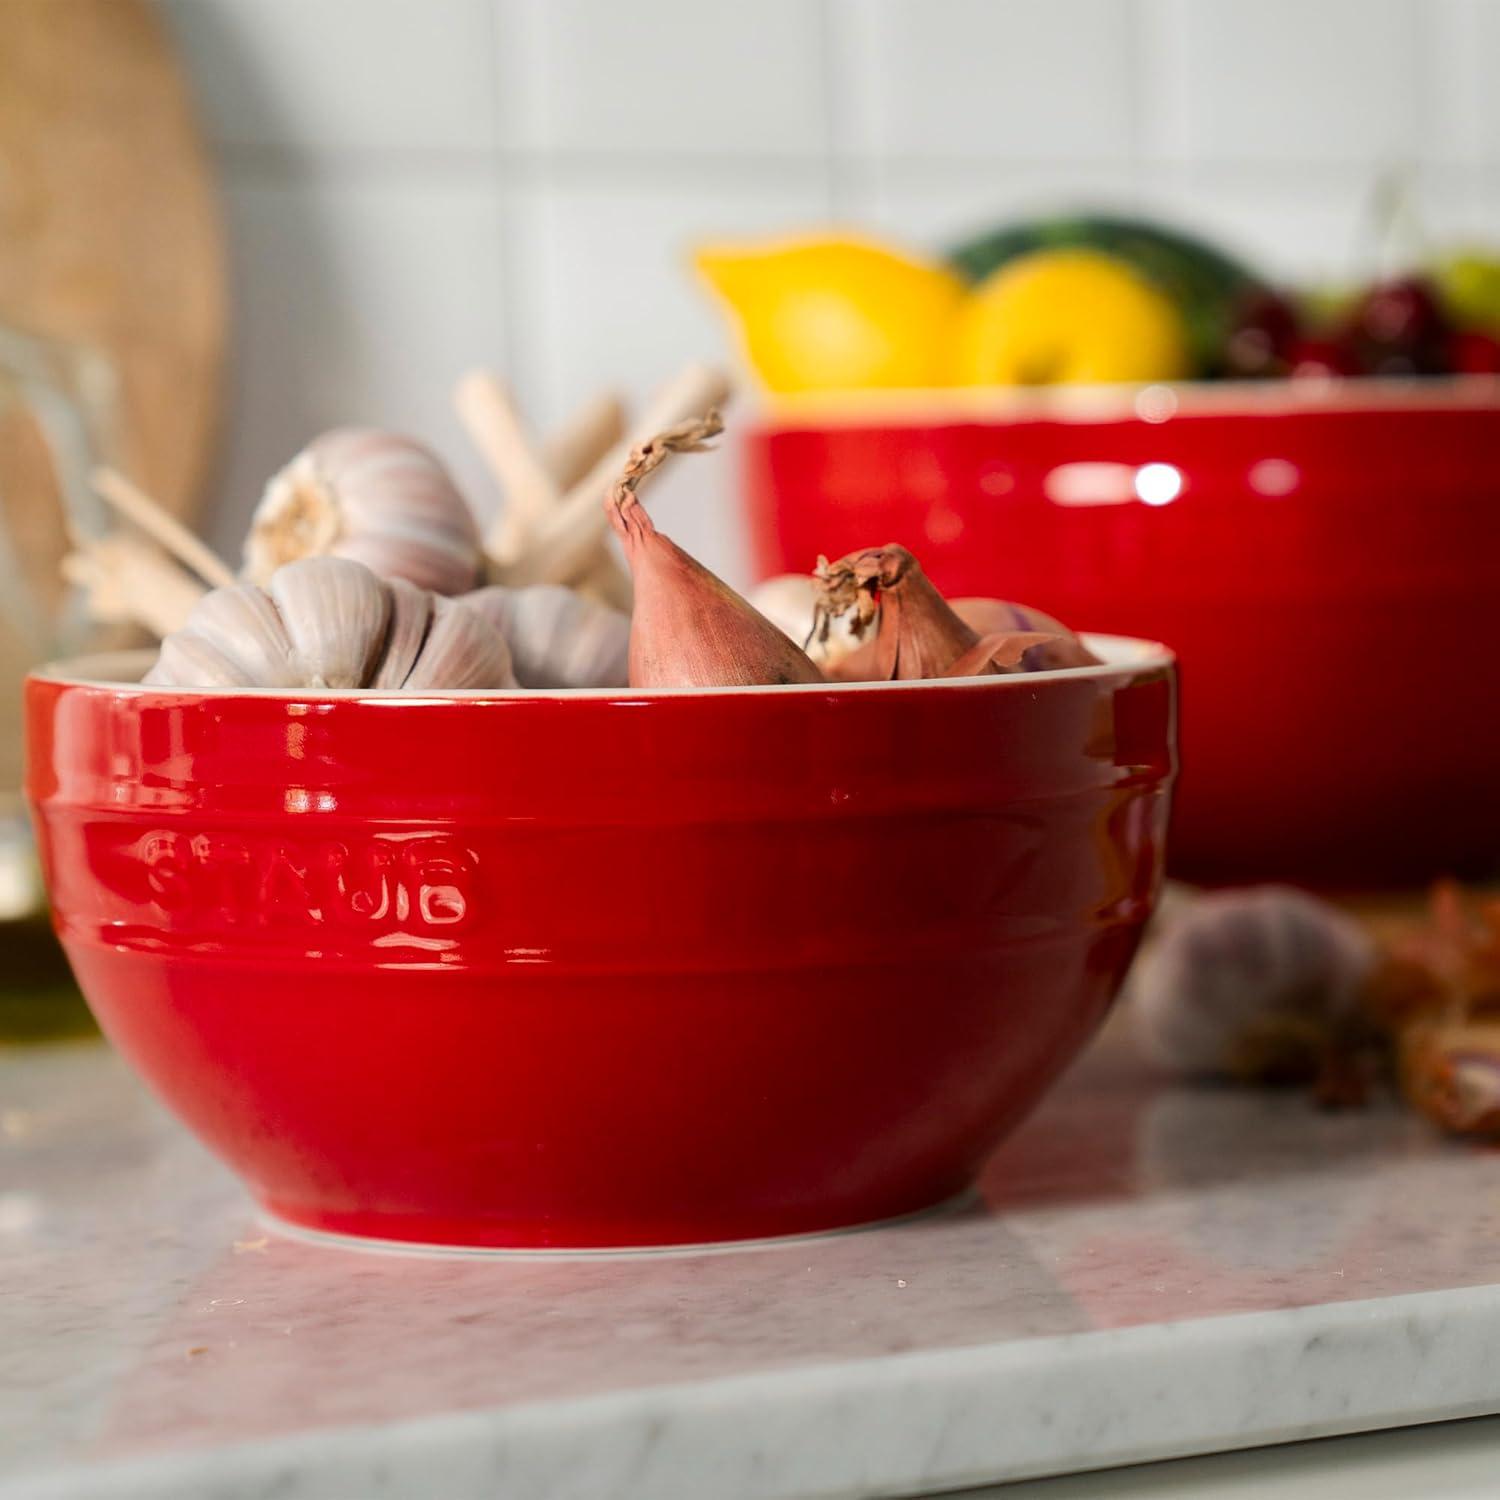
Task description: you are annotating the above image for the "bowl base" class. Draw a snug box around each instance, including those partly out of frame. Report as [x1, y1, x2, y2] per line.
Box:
[257, 1187, 981, 1260]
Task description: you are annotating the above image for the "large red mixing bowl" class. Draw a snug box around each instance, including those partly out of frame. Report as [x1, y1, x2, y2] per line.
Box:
[27, 643, 1173, 1250]
[743, 380, 1500, 886]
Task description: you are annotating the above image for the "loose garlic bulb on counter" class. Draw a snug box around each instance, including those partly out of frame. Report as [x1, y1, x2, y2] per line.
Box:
[1128, 886, 1377, 1083]
[244, 429, 484, 597]
[143, 557, 516, 692]
[463, 584, 629, 689]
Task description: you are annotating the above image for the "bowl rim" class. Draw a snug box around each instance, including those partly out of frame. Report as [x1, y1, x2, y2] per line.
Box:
[27, 633, 1173, 703]
[749, 372, 1500, 431]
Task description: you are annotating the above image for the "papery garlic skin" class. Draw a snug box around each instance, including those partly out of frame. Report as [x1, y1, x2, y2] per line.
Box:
[246, 428, 483, 597]
[463, 584, 628, 690]
[1128, 887, 1377, 1082]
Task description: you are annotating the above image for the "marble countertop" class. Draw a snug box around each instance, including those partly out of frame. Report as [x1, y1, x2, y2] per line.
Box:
[6, 1018, 1500, 1500]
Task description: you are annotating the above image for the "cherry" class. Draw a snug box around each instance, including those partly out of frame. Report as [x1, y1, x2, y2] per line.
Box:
[1340, 275, 1450, 376]
[1288, 337, 1359, 380]
[1223, 288, 1301, 378]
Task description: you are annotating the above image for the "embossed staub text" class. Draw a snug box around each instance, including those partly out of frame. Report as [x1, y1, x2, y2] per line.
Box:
[132, 831, 477, 932]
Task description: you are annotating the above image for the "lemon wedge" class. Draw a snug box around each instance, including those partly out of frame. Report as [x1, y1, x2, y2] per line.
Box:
[695, 235, 965, 394]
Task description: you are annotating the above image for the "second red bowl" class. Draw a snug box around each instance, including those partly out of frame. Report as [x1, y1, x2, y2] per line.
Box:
[744, 380, 1500, 886]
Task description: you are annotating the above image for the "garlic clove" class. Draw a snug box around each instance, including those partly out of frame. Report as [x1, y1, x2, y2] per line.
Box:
[370, 577, 434, 689]
[403, 597, 517, 690]
[181, 583, 301, 688]
[463, 583, 628, 689]
[246, 429, 483, 596]
[142, 631, 259, 689]
[268, 557, 392, 689]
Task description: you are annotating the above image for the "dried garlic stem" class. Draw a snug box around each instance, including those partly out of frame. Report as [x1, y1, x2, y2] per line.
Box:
[454, 370, 559, 564]
[497, 362, 731, 591]
[541, 391, 627, 490]
[548, 391, 636, 609]
[61, 532, 207, 638]
[90, 467, 236, 589]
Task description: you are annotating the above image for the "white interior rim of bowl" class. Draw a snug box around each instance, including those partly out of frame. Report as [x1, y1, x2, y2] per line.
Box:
[30, 634, 1172, 701]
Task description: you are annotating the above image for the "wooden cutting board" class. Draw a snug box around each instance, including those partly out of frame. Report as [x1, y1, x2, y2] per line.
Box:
[0, 0, 226, 799]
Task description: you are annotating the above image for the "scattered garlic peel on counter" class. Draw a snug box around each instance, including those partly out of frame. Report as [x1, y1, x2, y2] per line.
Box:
[1368, 882, 1500, 1137]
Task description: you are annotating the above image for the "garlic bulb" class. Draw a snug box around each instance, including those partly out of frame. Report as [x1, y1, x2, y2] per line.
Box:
[245, 428, 483, 596]
[142, 558, 515, 692]
[747, 574, 865, 673]
[1129, 887, 1377, 1082]
[463, 584, 628, 689]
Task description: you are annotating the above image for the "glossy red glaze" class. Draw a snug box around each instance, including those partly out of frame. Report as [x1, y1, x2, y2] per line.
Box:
[744, 386, 1500, 885]
[27, 649, 1173, 1249]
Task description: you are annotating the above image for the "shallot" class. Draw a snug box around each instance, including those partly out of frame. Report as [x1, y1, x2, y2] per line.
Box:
[812, 544, 1081, 680]
[605, 415, 824, 688]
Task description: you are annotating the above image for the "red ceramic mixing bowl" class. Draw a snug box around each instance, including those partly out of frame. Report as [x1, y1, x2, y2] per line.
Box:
[743, 380, 1500, 886]
[27, 643, 1173, 1250]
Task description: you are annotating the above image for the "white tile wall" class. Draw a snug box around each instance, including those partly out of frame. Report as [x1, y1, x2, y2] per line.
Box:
[208, 168, 508, 555]
[162, 0, 499, 156]
[509, 0, 829, 159]
[837, 0, 1137, 164]
[160, 0, 1500, 587]
[1140, 0, 1422, 168]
